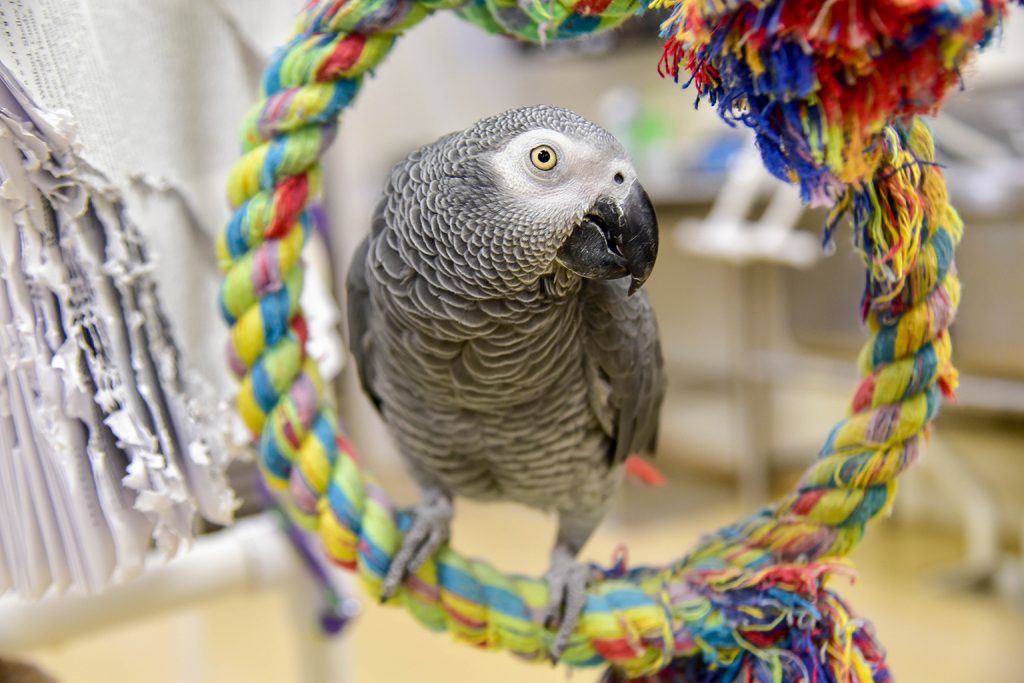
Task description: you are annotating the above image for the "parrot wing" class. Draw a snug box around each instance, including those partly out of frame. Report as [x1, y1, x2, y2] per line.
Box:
[579, 278, 666, 467]
[345, 210, 383, 414]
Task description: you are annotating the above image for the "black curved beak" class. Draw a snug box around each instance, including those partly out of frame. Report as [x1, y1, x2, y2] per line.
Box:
[555, 181, 659, 295]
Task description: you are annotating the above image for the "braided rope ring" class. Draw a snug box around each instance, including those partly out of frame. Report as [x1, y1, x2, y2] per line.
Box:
[218, 0, 1009, 678]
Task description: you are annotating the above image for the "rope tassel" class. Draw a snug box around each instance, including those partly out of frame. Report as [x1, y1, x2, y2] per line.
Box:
[218, 0, 1013, 678]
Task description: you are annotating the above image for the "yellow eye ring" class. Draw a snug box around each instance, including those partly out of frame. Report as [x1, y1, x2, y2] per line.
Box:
[530, 145, 557, 171]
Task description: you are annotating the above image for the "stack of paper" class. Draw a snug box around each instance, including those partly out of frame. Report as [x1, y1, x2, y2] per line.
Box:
[0, 67, 236, 598]
[0, 0, 347, 600]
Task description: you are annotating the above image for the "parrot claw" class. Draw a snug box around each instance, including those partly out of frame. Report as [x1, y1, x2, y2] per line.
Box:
[380, 493, 452, 602]
[542, 548, 590, 661]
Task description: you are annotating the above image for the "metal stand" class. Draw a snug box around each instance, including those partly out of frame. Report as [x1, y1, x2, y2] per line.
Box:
[0, 513, 350, 683]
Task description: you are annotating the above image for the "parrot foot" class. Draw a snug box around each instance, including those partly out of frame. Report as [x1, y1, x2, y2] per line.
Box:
[380, 492, 452, 602]
[542, 546, 590, 662]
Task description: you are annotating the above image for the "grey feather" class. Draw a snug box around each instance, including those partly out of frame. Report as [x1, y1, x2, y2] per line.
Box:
[345, 211, 383, 412]
[579, 277, 664, 466]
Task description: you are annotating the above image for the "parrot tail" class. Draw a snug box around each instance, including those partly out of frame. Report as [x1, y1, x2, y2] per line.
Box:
[624, 454, 667, 487]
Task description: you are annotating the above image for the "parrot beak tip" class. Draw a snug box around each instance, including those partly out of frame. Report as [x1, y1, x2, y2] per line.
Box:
[627, 260, 654, 295]
[558, 183, 659, 290]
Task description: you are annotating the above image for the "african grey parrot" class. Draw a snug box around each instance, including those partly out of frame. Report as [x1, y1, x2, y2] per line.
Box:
[346, 105, 665, 657]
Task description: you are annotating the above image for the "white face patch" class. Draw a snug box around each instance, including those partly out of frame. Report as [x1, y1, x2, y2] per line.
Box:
[485, 129, 636, 230]
[469, 124, 644, 288]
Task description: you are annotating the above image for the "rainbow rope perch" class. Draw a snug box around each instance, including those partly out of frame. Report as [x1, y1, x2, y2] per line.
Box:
[218, 0, 1016, 679]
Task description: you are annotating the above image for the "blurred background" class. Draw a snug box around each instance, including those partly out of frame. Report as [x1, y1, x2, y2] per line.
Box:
[4, 5, 1024, 683]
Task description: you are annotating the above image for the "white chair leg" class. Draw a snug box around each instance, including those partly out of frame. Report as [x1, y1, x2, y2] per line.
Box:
[286, 565, 353, 683]
[926, 437, 1001, 586]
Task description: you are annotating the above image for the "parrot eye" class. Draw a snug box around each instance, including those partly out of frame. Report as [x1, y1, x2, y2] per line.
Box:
[530, 145, 558, 171]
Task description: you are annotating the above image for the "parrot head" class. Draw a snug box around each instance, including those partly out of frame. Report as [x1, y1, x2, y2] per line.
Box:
[438, 105, 659, 295]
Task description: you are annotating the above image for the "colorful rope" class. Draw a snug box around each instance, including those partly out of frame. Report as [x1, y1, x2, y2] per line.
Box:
[218, 0, 1013, 679]
[656, 0, 1011, 207]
